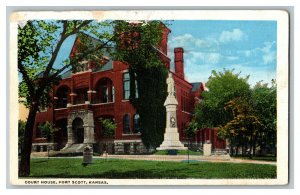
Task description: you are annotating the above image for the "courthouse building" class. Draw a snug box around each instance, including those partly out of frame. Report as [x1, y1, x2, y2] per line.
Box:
[32, 24, 226, 154]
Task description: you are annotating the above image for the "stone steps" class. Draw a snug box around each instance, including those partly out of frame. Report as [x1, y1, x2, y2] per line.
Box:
[48, 143, 88, 156]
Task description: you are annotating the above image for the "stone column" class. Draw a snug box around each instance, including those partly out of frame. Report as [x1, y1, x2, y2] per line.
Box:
[70, 93, 77, 105]
[129, 143, 135, 154]
[83, 111, 95, 144]
[66, 124, 75, 146]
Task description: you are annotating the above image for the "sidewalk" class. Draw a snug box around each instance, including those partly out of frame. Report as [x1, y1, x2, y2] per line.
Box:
[30, 152, 276, 165]
[97, 154, 276, 165]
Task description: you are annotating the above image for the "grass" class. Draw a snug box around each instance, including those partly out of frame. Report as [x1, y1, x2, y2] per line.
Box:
[153, 149, 203, 156]
[26, 158, 276, 179]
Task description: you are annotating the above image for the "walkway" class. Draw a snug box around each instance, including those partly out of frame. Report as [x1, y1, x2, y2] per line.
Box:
[97, 154, 277, 165]
[31, 152, 276, 165]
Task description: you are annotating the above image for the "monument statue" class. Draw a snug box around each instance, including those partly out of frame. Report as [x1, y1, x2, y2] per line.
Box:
[167, 73, 175, 97]
[156, 72, 187, 151]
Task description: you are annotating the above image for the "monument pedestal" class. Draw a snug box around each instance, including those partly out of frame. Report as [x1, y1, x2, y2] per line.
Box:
[157, 127, 187, 151]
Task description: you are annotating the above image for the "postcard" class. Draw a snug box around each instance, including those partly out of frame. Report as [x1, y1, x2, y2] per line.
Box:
[9, 10, 289, 186]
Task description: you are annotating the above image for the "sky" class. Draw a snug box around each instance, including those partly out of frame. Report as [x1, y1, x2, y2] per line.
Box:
[167, 20, 277, 86]
[52, 20, 277, 86]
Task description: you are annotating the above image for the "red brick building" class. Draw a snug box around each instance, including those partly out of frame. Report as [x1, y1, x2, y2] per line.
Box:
[32, 24, 225, 154]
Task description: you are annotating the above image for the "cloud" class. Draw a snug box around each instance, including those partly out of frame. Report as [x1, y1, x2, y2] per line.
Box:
[261, 42, 276, 64]
[237, 41, 276, 64]
[168, 28, 275, 87]
[219, 28, 248, 43]
[169, 33, 218, 51]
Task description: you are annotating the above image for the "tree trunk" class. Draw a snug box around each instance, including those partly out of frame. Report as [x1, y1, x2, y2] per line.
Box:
[235, 146, 239, 156]
[249, 136, 253, 159]
[19, 103, 38, 177]
[253, 138, 257, 157]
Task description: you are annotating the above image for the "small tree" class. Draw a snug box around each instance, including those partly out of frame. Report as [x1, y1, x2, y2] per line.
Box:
[218, 97, 262, 158]
[99, 118, 116, 155]
[38, 121, 58, 142]
[100, 118, 116, 138]
[184, 119, 199, 142]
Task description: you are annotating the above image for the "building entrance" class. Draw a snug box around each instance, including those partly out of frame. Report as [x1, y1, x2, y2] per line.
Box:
[72, 118, 84, 143]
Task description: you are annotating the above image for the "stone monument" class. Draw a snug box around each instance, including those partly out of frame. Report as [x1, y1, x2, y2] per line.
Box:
[156, 73, 187, 151]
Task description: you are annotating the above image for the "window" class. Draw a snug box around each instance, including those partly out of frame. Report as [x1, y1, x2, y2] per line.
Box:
[101, 79, 108, 103]
[112, 86, 115, 102]
[123, 72, 138, 100]
[123, 73, 130, 100]
[133, 114, 140, 133]
[95, 78, 114, 104]
[135, 80, 138, 98]
[123, 114, 130, 134]
[75, 88, 88, 104]
[56, 86, 70, 108]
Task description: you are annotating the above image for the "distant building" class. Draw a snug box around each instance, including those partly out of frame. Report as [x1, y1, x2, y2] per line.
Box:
[32, 24, 225, 154]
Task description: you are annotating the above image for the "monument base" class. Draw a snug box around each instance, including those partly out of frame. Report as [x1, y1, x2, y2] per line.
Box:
[156, 127, 187, 151]
[156, 146, 188, 151]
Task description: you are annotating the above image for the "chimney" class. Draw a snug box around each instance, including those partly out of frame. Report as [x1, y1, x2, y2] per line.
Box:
[174, 47, 184, 79]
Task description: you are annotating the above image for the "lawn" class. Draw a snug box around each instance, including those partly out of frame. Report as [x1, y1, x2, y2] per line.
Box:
[26, 158, 276, 179]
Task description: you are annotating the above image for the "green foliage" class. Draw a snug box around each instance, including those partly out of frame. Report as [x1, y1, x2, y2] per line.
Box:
[218, 97, 263, 158]
[195, 69, 277, 157]
[251, 80, 277, 153]
[113, 21, 168, 148]
[184, 119, 199, 139]
[18, 20, 116, 176]
[29, 158, 276, 179]
[99, 118, 116, 138]
[18, 20, 113, 110]
[195, 69, 251, 128]
[38, 121, 58, 142]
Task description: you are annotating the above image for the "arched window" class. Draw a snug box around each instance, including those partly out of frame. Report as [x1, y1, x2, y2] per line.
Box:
[133, 114, 140, 133]
[95, 78, 114, 103]
[123, 114, 130, 134]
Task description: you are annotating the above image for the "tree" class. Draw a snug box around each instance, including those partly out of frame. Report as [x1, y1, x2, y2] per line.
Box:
[113, 21, 168, 149]
[251, 80, 277, 155]
[195, 69, 251, 129]
[218, 97, 262, 158]
[99, 118, 116, 156]
[194, 69, 252, 156]
[18, 20, 113, 176]
[99, 118, 116, 138]
[184, 119, 199, 140]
